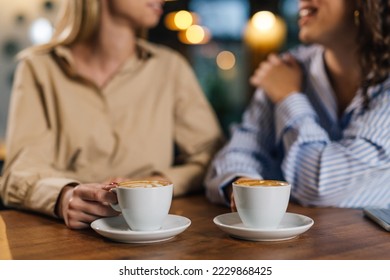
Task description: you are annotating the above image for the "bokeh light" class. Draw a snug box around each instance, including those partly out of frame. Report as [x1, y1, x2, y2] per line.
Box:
[252, 11, 276, 32]
[186, 25, 204, 44]
[178, 25, 210, 45]
[29, 18, 53, 45]
[175, 10, 193, 30]
[244, 11, 287, 52]
[216, 51, 236, 70]
[165, 10, 194, 31]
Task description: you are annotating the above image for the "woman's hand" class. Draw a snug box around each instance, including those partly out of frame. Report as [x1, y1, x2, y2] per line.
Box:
[230, 190, 237, 212]
[57, 183, 119, 229]
[250, 53, 303, 103]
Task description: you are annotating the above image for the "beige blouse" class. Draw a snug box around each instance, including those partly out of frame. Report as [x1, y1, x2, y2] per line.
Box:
[0, 39, 223, 217]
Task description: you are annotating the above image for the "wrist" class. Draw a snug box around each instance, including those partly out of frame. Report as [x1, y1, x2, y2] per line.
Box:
[273, 89, 300, 104]
[55, 184, 77, 219]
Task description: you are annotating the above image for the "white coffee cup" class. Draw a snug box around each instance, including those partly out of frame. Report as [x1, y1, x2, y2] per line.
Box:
[233, 179, 291, 229]
[111, 180, 173, 231]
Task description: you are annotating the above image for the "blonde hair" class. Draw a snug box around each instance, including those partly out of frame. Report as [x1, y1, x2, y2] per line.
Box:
[18, 0, 100, 59]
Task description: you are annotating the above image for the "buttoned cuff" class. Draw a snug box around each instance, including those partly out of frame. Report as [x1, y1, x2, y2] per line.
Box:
[274, 93, 318, 144]
[26, 177, 80, 217]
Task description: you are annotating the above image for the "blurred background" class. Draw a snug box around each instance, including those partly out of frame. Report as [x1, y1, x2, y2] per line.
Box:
[0, 0, 301, 163]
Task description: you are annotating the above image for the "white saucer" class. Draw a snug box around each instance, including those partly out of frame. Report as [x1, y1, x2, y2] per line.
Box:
[91, 214, 191, 244]
[213, 212, 314, 242]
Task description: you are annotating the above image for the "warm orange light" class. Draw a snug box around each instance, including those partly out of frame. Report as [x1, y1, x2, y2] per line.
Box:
[178, 25, 211, 45]
[252, 11, 276, 31]
[186, 25, 204, 44]
[164, 10, 193, 31]
[0, 141, 5, 160]
[164, 12, 178, 30]
[244, 11, 287, 52]
[175, 10, 193, 30]
[216, 51, 236, 70]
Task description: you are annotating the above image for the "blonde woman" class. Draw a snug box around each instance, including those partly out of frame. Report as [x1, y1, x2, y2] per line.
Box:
[0, 0, 223, 229]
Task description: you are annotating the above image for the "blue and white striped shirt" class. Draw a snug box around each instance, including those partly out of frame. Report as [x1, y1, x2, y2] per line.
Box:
[205, 44, 390, 209]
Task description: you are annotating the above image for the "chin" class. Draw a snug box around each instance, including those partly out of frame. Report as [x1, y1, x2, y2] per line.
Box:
[144, 20, 160, 29]
[298, 30, 314, 44]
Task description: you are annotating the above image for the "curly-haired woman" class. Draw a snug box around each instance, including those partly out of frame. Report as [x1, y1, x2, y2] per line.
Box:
[205, 0, 390, 209]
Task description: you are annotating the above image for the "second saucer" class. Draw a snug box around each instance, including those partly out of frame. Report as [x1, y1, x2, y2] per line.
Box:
[213, 212, 314, 242]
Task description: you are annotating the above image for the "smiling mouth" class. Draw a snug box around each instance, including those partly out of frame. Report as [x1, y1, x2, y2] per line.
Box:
[299, 7, 317, 18]
[298, 7, 318, 26]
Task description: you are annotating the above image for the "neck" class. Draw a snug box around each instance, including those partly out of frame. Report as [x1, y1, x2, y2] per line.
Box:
[324, 43, 362, 114]
[69, 2, 140, 88]
[74, 1, 138, 69]
[320, 13, 362, 90]
[325, 42, 361, 88]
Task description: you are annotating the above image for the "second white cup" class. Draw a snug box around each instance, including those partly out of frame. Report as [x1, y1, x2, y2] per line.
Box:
[233, 179, 291, 229]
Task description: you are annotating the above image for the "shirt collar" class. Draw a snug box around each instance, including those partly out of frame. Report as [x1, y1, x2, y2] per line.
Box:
[308, 46, 338, 122]
[307, 47, 388, 120]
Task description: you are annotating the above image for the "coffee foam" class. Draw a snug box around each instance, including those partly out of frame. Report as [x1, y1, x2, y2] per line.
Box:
[234, 179, 289, 187]
[118, 180, 170, 188]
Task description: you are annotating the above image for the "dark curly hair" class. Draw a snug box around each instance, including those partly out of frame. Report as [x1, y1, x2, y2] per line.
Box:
[356, 0, 390, 106]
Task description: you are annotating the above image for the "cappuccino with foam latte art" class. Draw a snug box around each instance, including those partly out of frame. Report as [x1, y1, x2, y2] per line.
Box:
[233, 179, 289, 187]
[233, 179, 291, 229]
[111, 180, 173, 231]
[118, 180, 171, 188]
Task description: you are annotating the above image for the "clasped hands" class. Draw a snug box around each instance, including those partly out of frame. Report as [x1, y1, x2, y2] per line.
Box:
[250, 53, 303, 104]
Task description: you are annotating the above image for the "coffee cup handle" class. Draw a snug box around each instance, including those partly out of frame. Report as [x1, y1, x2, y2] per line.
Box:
[109, 188, 121, 212]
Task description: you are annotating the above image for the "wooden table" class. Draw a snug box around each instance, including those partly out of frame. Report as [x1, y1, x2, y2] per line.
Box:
[1, 194, 389, 260]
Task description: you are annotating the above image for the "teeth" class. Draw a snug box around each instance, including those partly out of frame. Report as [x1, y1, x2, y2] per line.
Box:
[299, 8, 310, 17]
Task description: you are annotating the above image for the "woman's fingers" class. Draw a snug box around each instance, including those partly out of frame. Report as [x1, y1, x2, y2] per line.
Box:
[60, 183, 119, 229]
[73, 184, 118, 204]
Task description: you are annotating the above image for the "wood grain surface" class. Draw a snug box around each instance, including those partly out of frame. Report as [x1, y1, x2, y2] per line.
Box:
[1, 194, 389, 260]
